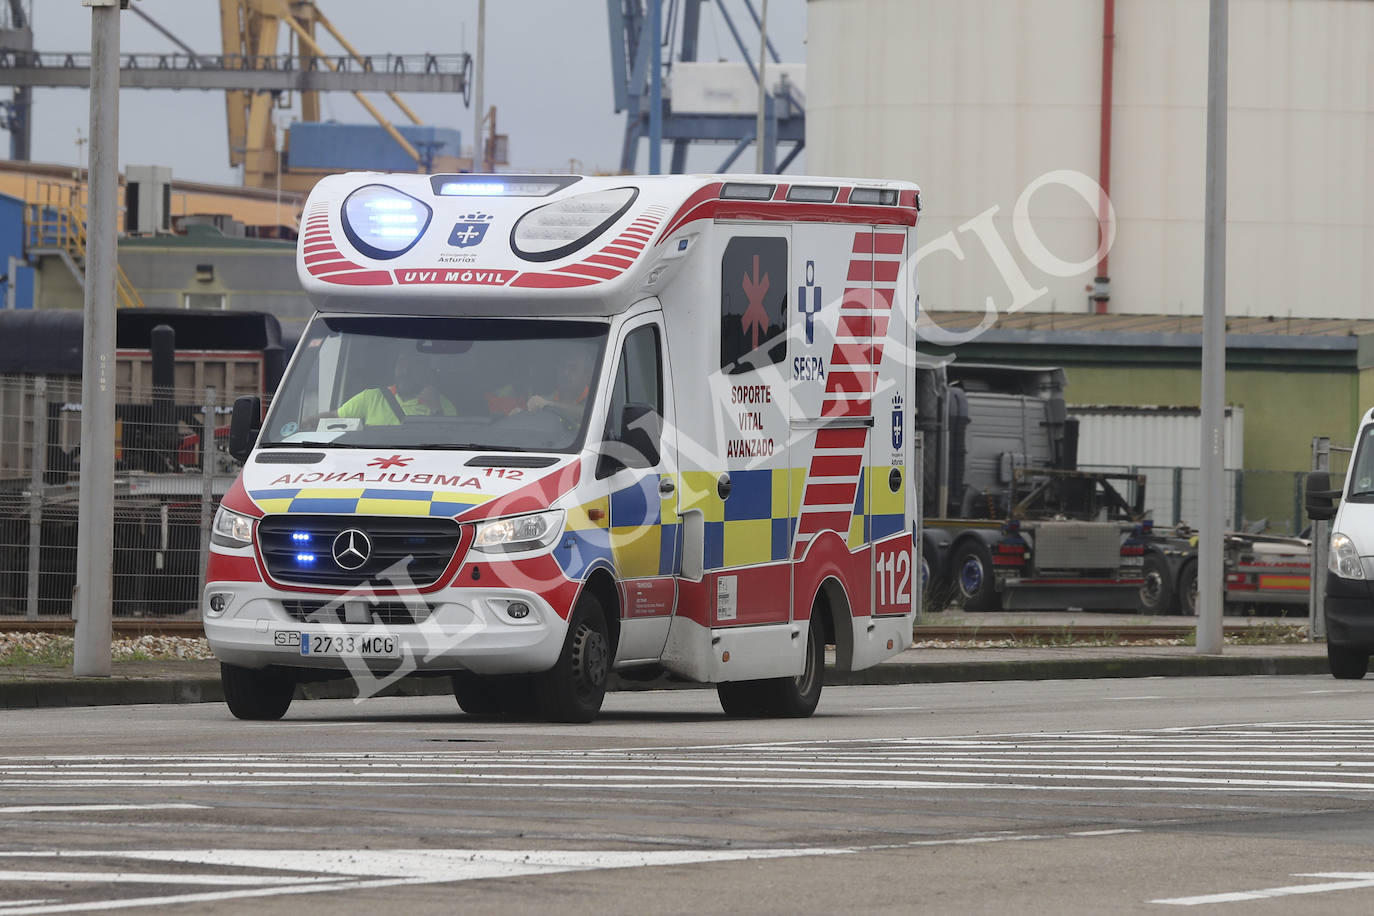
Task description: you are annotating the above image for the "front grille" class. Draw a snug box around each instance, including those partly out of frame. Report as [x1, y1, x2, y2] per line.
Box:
[282, 599, 433, 626]
[258, 514, 462, 588]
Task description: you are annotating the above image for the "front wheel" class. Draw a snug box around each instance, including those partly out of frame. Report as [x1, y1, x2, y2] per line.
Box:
[1328, 644, 1370, 680]
[534, 593, 611, 723]
[221, 663, 295, 720]
[717, 611, 824, 718]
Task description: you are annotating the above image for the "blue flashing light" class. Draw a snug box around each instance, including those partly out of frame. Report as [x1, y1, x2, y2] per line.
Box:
[296, 553, 317, 564]
[291, 532, 311, 543]
[340, 184, 432, 261]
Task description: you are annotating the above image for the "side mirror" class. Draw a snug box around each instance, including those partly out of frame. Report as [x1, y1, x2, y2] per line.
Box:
[1305, 470, 1341, 522]
[228, 395, 262, 465]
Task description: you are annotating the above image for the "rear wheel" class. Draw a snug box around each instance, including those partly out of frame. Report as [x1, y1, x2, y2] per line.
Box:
[1328, 644, 1370, 680]
[534, 593, 610, 723]
[221, 662, 295, 720]
[717, 610, 824, 718]
[1138, 552, 1178, 614]
[1177, 561, 1199, 616]
[951, 540, 998, 612]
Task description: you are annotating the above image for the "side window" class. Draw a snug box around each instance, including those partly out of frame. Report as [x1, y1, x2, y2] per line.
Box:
[720, 235, 788, 373]
[599, 325, 663, 476]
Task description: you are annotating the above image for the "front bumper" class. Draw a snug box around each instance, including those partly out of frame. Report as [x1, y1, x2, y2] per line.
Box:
[202, 580, 568, 676]
[1324, 572, 1374, 650]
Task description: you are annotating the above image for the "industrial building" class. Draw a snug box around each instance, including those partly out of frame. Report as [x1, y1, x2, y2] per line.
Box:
[806, 0, 1374, 531]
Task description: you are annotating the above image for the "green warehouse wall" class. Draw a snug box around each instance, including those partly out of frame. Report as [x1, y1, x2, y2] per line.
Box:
[1063, 365, 1356, 473]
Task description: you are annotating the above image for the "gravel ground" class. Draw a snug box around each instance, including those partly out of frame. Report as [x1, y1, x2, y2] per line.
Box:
[0, 632, 215, 665]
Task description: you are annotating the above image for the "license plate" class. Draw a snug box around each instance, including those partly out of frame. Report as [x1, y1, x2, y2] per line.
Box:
[279, 631, 400, 658]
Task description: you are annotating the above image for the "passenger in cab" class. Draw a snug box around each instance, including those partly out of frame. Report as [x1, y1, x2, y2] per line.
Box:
[337, 353, 456, 425]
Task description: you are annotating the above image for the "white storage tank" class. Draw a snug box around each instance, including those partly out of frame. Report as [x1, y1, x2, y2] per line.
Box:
[806, 0, 1374, 321]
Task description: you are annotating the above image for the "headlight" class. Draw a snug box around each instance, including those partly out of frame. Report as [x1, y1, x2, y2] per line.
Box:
[1329, 532, 1366, 580]
[340, 184, 433, 260]
[473, 510, 564, 553]
[211, 506, 255, 548]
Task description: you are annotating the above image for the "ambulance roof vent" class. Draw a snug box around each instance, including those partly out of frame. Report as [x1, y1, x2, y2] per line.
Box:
[719, 182, 775, 201]
[848, 188, 900, 206]
[785, 185, 837, 203]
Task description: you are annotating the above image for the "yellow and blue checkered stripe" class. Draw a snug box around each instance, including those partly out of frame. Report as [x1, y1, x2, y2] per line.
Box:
[249, 487, 493, 517]
[553, 475, 680, 580]
[848, 467, 906, 548]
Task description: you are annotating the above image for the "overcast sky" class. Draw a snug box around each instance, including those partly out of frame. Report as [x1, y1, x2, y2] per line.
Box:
[24, 0, 807, 186]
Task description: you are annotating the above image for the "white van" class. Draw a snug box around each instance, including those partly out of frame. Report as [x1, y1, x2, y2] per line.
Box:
[1309, 410, 1374, 678]
[204, 173, 922, 721]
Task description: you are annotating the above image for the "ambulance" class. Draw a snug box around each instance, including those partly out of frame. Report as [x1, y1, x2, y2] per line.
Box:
[204, 172, 922, 722]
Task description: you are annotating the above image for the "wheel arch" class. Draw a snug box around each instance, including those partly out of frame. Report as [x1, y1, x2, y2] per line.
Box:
[579, 568, 621, 661]
[813, 575, 852, 671]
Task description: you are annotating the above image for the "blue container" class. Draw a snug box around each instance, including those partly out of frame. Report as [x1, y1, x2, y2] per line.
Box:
[287, 122, 463, 172]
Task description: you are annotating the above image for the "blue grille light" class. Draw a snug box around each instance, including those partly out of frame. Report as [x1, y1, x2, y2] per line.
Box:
[291, 532, 311, 542]
[296, 553, 317, 564]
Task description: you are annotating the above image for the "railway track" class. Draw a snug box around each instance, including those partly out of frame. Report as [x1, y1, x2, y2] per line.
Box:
[0, 617, 1307, 642]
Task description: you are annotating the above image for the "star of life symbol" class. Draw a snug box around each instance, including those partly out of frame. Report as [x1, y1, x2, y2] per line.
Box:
[448, 211, 493, 248]
[368, 454, 412, 469]
[331, 528, 372, 570]
[798, 260, 822, 344]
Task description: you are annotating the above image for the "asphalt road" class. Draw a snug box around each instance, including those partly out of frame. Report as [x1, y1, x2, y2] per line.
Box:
[5, 676, 1374, 914]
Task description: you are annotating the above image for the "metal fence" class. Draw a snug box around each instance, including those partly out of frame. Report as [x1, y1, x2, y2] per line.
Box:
[1081, 464, 1313, 536]
[0, 374, 245, 619]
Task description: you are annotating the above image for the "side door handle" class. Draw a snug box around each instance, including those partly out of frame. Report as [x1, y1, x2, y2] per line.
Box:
[658, 476, 676, 497]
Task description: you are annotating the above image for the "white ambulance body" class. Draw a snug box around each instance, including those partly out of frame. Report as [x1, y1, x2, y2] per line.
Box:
[204, 172, 921, 722]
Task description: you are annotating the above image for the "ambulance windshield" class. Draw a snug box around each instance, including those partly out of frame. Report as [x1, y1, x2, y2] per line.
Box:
[262, 316, 607, 453]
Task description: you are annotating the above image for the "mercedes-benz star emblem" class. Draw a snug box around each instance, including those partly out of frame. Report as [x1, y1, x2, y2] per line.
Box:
[331, 529, 372, 571]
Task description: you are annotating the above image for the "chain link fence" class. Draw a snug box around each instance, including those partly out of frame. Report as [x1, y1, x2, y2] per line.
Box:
[1081, 464, 1312, 536]
[0, 374, 247, 619]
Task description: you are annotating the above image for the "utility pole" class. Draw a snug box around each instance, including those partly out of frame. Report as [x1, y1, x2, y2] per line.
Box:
[1197, 0, 1227, 655]
[472, 0, 484, 170]
[74, 0, 121, 676]
[755, 0, 769, 173]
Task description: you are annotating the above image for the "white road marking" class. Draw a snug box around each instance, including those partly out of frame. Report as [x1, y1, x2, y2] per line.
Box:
[1153, 872, 1374, 905]
[0, 804, 207, 815]
[0, 831, 1140, 914]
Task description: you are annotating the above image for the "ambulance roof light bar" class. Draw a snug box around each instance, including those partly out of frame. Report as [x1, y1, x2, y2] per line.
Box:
[719, 182, 775, 201]
[848, 188, 900, 206]
[785, 185, 838, 203]
[430, 175, 580, 197]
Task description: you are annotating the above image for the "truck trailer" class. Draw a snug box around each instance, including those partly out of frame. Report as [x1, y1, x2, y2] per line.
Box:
[916, 362, 1147, 611]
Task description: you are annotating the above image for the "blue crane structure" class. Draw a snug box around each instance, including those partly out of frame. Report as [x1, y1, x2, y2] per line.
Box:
[607, 0, 804, 175]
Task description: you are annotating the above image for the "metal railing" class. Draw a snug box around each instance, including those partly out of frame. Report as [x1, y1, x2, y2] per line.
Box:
[23, 181, 145, 309]
[0, 375, 245, 619]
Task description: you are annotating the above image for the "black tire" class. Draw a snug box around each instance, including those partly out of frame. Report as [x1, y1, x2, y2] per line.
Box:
[450, 672, 504, 716]
[921, 547, 952, 612]
[1138, 552, 1178, 614]
[717, 611, 824, 719]
[1177, 561, 1199, 616]
[951, 540, 998, 612]
[534, 593, 611, 723]
[1328, 644, 1370, 680]
[221, 662, 295, 721]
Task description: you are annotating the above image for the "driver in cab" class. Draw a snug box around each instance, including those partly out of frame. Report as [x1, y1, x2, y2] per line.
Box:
[337, 354, 456, 426]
